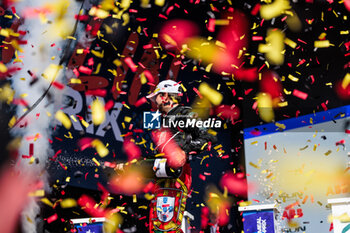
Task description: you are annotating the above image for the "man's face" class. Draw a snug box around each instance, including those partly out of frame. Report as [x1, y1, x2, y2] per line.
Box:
[155, 92, 175, 113]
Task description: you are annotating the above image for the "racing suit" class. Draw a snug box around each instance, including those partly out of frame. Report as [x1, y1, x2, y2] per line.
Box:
[147, 105, 217, 233]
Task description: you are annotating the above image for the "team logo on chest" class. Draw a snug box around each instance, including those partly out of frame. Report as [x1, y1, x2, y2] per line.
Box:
[156, 196, 175, 222]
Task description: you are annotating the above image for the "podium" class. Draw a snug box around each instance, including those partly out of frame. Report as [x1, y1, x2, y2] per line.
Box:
[328, 198, 350, 233]
[238, 204, 279, 233]
[71, 217, 105, 233]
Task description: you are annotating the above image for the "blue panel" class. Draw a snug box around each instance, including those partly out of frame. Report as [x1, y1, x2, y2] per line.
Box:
[243, 105, 350, 139]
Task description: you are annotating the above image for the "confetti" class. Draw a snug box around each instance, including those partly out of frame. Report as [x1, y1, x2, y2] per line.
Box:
[60, 198, 77, 208]
[91, 139, 109, 158]
[257, 92, 274, 122]
[292, 89, 308, 100]
[77, 195, 107, 217]
[314, 40, 331, 48]
[198, 82, 223, 106]
[55, 110, 72, 129]
[109, 169, 146, 195]
[124, 57, 137, 72]
[91, 99, 106, 125]
[220, 172, 250, 197]
[258, 29, 285, 65]
[152, 130, 186, 169]
[260, 0, 291, 20]
[123, 138, 141, 161]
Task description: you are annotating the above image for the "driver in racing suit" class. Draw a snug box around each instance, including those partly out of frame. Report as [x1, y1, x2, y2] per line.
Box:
[144, 80, 217, 233]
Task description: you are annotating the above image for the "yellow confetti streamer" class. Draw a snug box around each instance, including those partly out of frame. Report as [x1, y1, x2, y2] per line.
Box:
[122, 13, 130, 26]
[91, 50, 104, 58]
[314, 40, 331, 48]
[0, 83, 14, 104]
[341, 73, 350, 89]
[249, 162, 260, 169]
[258, 29, 285, 65]
[141, 0, 150, 8]
[41, 198, 54, 207]
[0, 62, 8, 73]
[260, 0, 291, 20]
[92, 157, 100, 166]
[55, 110, 72, 129]
[257, 92, 274, 122]
[284, 38, 297, 48]
[60, 198, 77, 208]
[198, 82, 223, 106]
[91, 99, 106, 125]
[28, 189, 45, 197]
[124, 116, 132, 123]
[155, 0, 165, 6]
[8, 116, 16, 128]
[275, 122, 286, 129]
[285, 10, 302, 32]
[103, 213, 123, 233]
[324, 150, 332, 156]
[91, 139, 109, 158]
[288, 74, 299, 82]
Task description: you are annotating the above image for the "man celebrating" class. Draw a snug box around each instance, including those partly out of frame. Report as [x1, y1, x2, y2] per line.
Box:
[146, 80, 217, 233]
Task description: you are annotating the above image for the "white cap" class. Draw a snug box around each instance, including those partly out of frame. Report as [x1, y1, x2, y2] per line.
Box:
[146, 80, 181, 101]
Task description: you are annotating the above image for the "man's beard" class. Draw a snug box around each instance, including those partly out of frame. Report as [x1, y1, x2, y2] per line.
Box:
[159, 101, 172, 113]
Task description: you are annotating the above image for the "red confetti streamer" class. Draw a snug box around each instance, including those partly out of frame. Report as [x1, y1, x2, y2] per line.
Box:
[88, 58, 94, 66]
[12, 98, 29, 107]
[77, 195, 107, 217]
[152, 130, 186, 169]
[218, 202, 230, 226]
[143, 44, 153, 49]
[159, 19, 199, 51]
[335, 81, 350, 100]
[201, 207, 209, 229]
[74, 14, 89, 21]
[336, 139, 345, 146]
[214, 105, 240, 120]
[192, 87, 202, 98]
[143, 70, 155, 83]
[47, 214, 58, 224]
[143, 181, 155, 193]
[123, 138, 141, 161]
[85, 89, 107, 97]
[344, 0, 350, 10]
[233, 68, 258, 82]
[58, 161, 67, 170]
[260, 71, 283, 99]
[252, 36, 263, 41]
[292, 89, 308, 100]
[220, 172, 249, 198]
[104, 100, 114, 111]
[135, 97, 147, 107]
[78, 66, 92, 75]
[97, 182, 110, 201]
[166, 5, 174, 15]
[207, 18, 215, 32]
[124, 57, 137, 72]
[78, 138, 94, 151]
[251, 4, 260, 15]
[52, 81, 65, 90]
[53, 149, 62, 160]
[72, 68, 80, 77]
